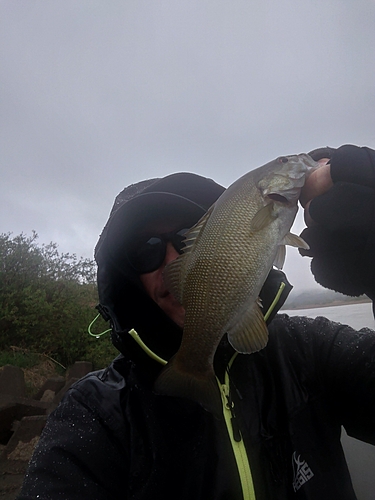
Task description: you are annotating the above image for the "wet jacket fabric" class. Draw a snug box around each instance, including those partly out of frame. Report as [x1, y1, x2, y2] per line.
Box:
[19, 313, 375, 500]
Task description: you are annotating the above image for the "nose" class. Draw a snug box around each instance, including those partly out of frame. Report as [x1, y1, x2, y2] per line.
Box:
[163, 242, 180, 266]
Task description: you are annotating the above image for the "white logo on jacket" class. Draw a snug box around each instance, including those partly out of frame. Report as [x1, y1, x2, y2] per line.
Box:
[292, 452, 314, 492]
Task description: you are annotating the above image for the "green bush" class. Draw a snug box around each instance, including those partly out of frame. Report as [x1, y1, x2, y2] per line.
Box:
[0, 232, 117, 369]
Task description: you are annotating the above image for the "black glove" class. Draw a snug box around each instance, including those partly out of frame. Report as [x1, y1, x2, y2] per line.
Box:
[299, 145, 375, 301]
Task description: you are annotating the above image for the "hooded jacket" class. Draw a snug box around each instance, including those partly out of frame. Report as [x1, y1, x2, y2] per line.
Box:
[19, 173, 375, 500]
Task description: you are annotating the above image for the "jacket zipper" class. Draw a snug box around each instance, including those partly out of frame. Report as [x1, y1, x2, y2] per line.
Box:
[128, 328, 256, 497]
[217, 355, 256, 500]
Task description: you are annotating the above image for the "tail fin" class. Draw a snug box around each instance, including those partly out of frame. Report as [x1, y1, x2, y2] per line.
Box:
[154, 358, 222, 419]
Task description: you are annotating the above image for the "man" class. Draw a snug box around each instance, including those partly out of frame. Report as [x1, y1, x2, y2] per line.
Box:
[19, 145, 375, 499]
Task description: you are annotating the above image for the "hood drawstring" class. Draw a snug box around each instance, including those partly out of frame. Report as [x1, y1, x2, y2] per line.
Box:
[128, 328, 167, 366]
[124, 280, 286, 368]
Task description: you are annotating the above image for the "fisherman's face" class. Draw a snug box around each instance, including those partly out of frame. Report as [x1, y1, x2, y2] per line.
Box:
[139, 241, 186, 329]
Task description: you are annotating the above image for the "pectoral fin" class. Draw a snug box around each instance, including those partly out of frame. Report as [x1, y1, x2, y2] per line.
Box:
[250, 203, 275, 232]
[227, 301, 269, 354]
[273, 233, 309, 270]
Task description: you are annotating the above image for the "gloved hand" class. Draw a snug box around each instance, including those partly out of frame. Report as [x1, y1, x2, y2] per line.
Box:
[299, 145, 375, 301]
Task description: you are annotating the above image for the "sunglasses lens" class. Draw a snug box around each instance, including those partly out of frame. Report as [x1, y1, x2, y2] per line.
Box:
[128, 237, 165, 274]
[127, 228, 190, 274]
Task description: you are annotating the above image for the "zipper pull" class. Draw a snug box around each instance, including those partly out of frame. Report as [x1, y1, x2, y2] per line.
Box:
[230, 413, 241, 442]
[228, 397, 242, 442]
[223, 385, 242, 443]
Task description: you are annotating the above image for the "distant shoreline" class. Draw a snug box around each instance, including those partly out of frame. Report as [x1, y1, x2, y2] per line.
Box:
[282, 298, 372, 311]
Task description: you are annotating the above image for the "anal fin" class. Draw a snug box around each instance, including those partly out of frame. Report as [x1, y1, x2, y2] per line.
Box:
[274, 244, 286, 270]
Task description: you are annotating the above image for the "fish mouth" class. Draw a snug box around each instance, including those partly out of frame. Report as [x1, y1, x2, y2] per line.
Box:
[267, 193, 289, 204]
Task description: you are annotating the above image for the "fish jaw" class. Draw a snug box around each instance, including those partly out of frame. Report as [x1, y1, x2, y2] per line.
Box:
[257, 154, 319, 206]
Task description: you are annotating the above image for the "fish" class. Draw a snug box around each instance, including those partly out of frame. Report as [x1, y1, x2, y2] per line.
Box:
[154, 153, 318, 417]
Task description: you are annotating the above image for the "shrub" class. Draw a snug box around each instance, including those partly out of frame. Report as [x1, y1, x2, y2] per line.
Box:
[0, 232, 116, 369]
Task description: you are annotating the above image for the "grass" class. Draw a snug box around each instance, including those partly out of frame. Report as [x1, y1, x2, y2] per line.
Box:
[0, 339, 118, 397]
[0, 350, 40, 370]
[23, 359, 63, 397]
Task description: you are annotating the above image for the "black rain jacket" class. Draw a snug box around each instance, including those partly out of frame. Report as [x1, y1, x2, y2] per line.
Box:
[19, 312, 375, 500]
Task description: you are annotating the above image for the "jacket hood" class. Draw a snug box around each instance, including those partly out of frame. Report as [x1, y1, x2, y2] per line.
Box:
[95, 172, 293, 372]
[95, 173, 226, 365]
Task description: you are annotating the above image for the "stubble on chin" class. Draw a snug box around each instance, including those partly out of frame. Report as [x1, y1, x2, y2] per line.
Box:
[161, 294, 185, 329]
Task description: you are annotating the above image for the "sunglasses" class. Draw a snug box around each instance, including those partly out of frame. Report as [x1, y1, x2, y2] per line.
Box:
[126, 227, 190, 274]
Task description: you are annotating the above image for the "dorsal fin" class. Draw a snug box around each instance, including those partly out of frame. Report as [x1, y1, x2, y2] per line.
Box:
[164, 206, 214, 303]
[181, 205, 214, 253]
[163, 256, 185, 303]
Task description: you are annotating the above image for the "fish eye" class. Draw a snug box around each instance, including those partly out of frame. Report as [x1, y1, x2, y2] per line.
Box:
[278, 156, 289, 164]
[268, 193, 289, 204]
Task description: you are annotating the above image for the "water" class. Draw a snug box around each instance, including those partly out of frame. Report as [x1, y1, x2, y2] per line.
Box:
[283, 301, 375, 499]
[283, 301, 375, 331]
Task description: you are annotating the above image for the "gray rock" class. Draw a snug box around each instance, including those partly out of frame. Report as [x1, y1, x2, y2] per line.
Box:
[0, 396, 50, 445]
[32, 376, 65, 401]
[66, 361, 93, 380]
[1, 415, 47, 461]
[0, 366, 25, 398]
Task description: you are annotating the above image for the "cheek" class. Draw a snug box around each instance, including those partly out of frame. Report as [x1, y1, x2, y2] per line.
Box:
[139, 272, 158, 299]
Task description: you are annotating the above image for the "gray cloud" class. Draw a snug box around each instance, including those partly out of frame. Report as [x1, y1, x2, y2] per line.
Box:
[1, 0, 375, 289]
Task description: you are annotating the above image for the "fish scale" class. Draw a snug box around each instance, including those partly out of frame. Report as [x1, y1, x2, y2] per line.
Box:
[155, 153, 319, 417]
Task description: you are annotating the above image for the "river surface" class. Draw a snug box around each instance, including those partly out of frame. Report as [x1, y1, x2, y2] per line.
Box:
[282, 301, 374, 499]
[283, 301, 375, 331]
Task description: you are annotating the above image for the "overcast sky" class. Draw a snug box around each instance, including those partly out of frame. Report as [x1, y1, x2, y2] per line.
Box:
[1, 0, 375, 292]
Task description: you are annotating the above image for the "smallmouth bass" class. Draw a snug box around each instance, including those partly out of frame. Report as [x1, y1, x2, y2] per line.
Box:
[155, 154, 318, 417]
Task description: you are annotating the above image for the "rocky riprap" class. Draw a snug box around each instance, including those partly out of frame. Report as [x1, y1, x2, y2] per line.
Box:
[0, 361, 93, 499]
